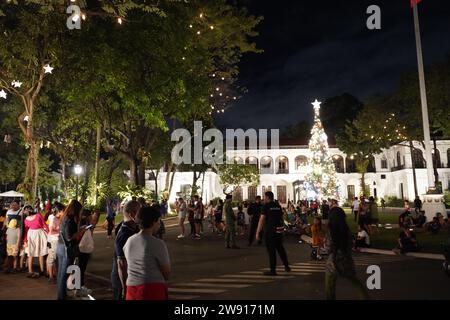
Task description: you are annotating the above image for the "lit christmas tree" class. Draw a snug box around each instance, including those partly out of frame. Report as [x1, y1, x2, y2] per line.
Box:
[305, 99, 340, 201]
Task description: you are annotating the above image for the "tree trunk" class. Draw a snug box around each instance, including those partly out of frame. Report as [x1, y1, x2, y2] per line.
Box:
[168, 167, 176, 199]
[81, 161, 90, 204]
[138, 162, 146, 187]
[93, 124, 101, 205]
[201, 171, 206, 201]
[129, 157, 138, 186]
[60, 159, 67, 198]
[154, 170, 159, 200]
[164, 161, 172, 191]
[409, 140, 419, 198]
[191, 170, 201, 197]
[356, 157, 369, 197]
[24, 133, 39, 203]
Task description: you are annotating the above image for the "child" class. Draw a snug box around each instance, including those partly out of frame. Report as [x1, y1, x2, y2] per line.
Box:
[310, 217, 325, 260]
[5, 219, 21, 273]
[237, 205, 245, 236]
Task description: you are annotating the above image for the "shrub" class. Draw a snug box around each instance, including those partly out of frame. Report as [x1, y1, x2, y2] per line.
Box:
[386, 196, 410, 208]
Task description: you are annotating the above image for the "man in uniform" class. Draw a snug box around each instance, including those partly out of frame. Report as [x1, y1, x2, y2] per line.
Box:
[256, 191, 290, 275]
[247, 196, 263, 246]
[224, 195, 239, 249]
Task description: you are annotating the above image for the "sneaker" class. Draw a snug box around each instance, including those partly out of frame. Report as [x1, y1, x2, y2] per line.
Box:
[177, 234, 185, 239]
[263, 271, 277, 276]
[194, 234, 201, 240]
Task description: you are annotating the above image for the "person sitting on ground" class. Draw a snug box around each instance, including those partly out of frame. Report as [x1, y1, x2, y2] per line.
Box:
[427, 217, 441, 234]
[354, 224, 370, 250]
[442, 218, 450, 232]
[394, 228, 418, 254]
[436, 212, 445, 228]
[310, 217, 325, 260]
[413, 210, 426, 228]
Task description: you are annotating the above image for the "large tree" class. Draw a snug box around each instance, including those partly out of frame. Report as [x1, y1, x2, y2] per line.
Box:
[0, 0, 175, 201]
[337, 97, 407, 197]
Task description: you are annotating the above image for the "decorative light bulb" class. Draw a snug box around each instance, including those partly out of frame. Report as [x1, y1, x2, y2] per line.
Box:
[118, 17, 123, 25]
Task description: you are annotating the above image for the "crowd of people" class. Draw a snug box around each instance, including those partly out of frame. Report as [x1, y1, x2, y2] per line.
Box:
[2, 192, 448, 301]
[0, 198, 98, 299]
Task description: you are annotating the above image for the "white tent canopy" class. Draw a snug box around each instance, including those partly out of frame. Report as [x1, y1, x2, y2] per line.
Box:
[0, 190, 24, 198]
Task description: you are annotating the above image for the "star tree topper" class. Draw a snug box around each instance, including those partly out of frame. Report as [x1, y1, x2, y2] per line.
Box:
[312, 99, 322, 119]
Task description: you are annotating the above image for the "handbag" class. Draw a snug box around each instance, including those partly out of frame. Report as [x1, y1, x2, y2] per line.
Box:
[79, 229, 94, 254]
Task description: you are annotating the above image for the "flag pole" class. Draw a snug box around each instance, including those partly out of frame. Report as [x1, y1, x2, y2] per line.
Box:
[412, 0, 435, 192]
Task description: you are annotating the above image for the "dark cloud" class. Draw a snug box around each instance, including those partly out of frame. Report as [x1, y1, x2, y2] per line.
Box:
[216, 0, 450, 130]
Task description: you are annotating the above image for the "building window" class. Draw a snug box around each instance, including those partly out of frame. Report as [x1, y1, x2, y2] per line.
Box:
[381, 174, 386, 179]
[432, 148, 442, 168]
[247, 186, 257, 201]
[277, 186, 287, 204]
[347, 185, 355, 200]
[295, 156, 308, 170]
[260, 156, 273, 174]
[367, 155, 376, 172]
[277, 156, 289, 174]
[396, 152, 401, 167]
[332, 155, 344, 173]
[262, 185, 272, 195]
[447, 148, 450, 168]
[346, 157, 357, 173]
[381, 158, 388, 169]
[412, 149, 425, 168]
[233, 186, 243, 202]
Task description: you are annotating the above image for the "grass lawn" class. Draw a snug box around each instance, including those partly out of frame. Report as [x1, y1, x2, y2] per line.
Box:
[308, 208, 450, 254]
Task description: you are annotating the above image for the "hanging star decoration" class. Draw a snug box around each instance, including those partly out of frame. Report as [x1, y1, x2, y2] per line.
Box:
[43, 64, 54, 74]
[11, 80, 22, 88]
[0, 89, 7, 99]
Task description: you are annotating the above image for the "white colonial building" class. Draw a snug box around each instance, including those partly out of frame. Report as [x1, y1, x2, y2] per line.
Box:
[146, 138, 450, 205]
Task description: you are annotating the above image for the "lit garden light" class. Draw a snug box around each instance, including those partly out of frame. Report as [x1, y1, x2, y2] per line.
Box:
[74, 164, 83, 200]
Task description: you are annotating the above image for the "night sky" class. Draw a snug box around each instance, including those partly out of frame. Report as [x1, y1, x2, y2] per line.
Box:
[216, 0, 450, 131]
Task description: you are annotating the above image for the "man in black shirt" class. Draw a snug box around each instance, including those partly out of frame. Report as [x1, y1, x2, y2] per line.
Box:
[111, 200, 141, 300]
[247, 196, 263, 246]
[256, 191, 290, 276]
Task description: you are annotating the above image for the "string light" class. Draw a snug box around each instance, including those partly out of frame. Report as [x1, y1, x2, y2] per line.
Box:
[43, 64, 54, 74]
[0, 89, 7, 99]
[81, 13, 86, 21]
[199, 13, 204, 18]
[117, 17, 123, 25]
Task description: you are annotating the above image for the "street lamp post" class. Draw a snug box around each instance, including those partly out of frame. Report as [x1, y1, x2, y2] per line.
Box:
[411, 0, 445, 221]
[74, 165, 83, 201]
